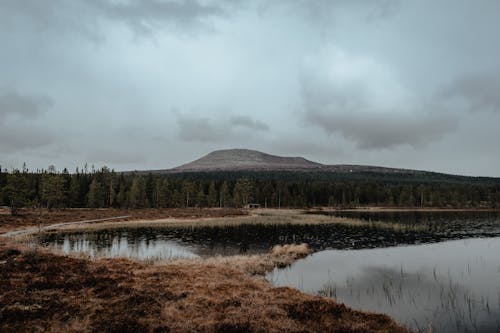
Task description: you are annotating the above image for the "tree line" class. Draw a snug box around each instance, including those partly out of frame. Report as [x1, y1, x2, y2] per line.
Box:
[1, 165, 499, 213]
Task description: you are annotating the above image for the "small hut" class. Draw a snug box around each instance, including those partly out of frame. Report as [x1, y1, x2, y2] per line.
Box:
[244, 203, 261, 209]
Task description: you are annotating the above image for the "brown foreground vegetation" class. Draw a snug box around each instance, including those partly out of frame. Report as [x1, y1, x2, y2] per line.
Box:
[0, 208, 414, 332]
[164, 243, 312, 276]
[203, 243, 311, 275]
[0, 241, 411, 333]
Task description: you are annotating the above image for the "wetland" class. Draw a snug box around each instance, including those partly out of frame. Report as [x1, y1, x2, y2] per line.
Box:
[36, 209, 500, 332]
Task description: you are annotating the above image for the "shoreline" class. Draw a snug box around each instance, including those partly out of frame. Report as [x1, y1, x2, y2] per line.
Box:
[3, 206, 499, 237]
[5, 207, 495, 331]
[308, 206, 500, 212]
[0, 240, 412, 332]
[0, 207, 500, 237]
[0, 208, 420, 332]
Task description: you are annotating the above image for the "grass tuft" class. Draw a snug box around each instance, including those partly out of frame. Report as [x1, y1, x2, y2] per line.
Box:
[0, 242, 411, 332]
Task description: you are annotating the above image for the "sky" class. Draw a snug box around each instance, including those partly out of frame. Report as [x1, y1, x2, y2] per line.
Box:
[1, 0, 500, 176]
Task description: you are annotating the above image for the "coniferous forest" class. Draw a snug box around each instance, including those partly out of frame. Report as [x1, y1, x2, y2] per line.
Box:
[1, 164, 500, 211]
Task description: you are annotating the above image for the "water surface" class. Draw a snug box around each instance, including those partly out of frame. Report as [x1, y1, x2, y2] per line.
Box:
[311, 210, 500, 237]
[268, 237, 500, 333]
[39, 211, 500, 259]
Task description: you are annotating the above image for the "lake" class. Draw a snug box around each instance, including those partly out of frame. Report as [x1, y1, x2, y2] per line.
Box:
[38, 210, 500, 332]
[268, 238, 500, 333]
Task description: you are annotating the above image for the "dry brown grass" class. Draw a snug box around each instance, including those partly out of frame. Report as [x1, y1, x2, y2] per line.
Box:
[120, 209, 430, 233]
[3, 207, 465, 242]
[22, 208, 423, 236]
[0, 208, 425, 332]
[3, 207, 497, 236]
[0, 240, 412, 333]
[142, 243, 312, 277]
[202, 243, 311, 275]
[0, 208, 247, 234]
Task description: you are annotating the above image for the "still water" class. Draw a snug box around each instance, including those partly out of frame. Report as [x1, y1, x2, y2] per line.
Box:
[268, 238, 500, 333]
[38, 211, 500, 332]
[39, 211, 500, 259]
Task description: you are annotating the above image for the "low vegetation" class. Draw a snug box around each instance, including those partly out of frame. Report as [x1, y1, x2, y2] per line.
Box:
[197, 243, 311, 275]
[0, 207, 246, 233]
[2, 208, 430, 240]
[0, 208, 428, 332]
[0, 241, 411, 333]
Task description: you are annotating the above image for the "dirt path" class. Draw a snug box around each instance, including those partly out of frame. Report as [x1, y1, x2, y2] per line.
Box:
[0, 215, 131, 238]
[0, 208, 247, 234]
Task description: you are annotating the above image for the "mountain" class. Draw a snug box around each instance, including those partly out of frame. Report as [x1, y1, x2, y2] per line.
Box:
[136, 149, 500, 185]
[161, 149, 419, 175]
[171, 149, 322, 172]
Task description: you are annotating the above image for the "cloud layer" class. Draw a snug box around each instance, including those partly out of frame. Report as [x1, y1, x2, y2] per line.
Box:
[299, 46, 457, 149]
[1, 0, 500, 176]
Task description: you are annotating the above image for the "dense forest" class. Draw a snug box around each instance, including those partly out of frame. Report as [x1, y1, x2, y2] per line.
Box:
[1, 164, 500, 213]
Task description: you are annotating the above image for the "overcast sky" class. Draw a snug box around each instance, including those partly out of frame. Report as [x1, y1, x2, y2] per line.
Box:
[1, 0, 500, 176]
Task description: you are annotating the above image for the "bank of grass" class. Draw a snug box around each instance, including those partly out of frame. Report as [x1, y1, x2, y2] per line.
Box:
[167, 243, 311, 276]
[35, 208, 426, 235]
[0, 242, 411, 333]
[1, 209, 421, 332]
[0, 207, 247, 234]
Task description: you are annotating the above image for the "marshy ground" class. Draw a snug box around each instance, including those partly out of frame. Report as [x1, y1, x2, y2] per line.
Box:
[0, 208, 412, 333]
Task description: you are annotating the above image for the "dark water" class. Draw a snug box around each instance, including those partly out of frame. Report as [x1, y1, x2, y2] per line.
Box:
[38, 211, 500, 259]
[38, 211, 500, 332]
[310, 210, 500, 237]
[268, 238, 500, 333]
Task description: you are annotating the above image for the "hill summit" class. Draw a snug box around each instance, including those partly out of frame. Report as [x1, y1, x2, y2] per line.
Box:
[173, 149, 323, 172]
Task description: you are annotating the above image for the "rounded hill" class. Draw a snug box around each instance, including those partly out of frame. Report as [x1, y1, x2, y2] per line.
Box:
[173, 149, 323, 172]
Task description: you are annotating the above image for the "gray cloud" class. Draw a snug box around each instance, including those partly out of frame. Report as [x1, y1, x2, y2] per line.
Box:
[1, 1, 500, 176]
[86, 149, 148, 165]
[262, 0, 399, 24]
[230, 115, 269, 131]
[269, 139, 346, 162]
[440, 71, 500, 113]
[177, 114, 229, 143]
[0, 0, 228, 39]
[304, 109, 455, 149]
[97, 0, 227, 34]
[0, 90, 52, 121]
[364, 0, 400, 21]
[0, 90, 55, 152]
[177, 114, 270, 143]
[0, 1, 101, 41]
[0, 126, 56, 153]
[299, 46, 457, 149]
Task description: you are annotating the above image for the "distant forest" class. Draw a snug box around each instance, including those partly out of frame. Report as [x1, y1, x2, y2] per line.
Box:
[1, 164, 500, 212]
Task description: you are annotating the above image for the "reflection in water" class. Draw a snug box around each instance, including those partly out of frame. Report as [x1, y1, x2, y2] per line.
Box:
[39, 211, 500, 260]
[53, 232, 199, 260]
[268, 238, 500, 333]
[311, 210, 500, 237]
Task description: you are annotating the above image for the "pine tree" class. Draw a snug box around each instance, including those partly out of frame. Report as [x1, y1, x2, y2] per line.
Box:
[207, 181, 218, 207]
[116, 182, 128, 208]
[234, 178, 252, 207]
[87, 178, 104, 208]
[129, 176, 148, 208]
[40, 172, 67, 209]
[181, 181, 195, 207]
[68, 176, 81, 207]
[158, 178, 170, 207]
[220, 181, 230, 207]
[3, 171, 27, 215]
